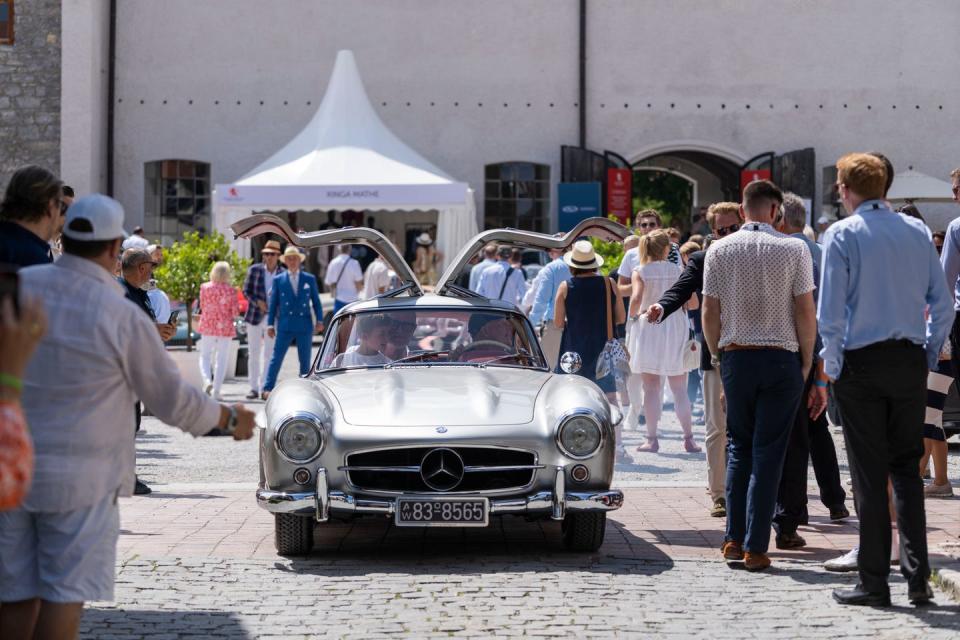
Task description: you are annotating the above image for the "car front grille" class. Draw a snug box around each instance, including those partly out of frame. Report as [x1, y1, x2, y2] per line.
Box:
[343, 447, 539, 494]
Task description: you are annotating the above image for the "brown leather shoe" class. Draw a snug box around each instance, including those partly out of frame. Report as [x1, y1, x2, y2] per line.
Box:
[744, 552, 771, 572]
[722, 540, 744, 561]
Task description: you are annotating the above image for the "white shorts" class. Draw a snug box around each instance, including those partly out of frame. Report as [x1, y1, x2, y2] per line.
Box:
[0, 490, 119, 603]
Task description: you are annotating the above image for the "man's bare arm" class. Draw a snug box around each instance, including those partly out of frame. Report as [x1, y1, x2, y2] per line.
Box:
[701, 295, 721, 357]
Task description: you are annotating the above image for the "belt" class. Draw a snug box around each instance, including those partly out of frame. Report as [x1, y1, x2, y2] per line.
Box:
[723, 343, 788, 352]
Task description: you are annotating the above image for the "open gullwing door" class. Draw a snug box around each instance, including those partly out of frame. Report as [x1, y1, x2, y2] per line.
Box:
[434, 217, 630, 296]
[231, 213, 422, 296]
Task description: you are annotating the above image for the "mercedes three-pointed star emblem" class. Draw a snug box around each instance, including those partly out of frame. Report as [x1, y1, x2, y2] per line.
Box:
[420, 448, 465, 492]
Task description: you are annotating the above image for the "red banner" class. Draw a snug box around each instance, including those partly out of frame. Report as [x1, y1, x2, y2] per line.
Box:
[740, 169, 771, 196]
[607, 168, 632, 224]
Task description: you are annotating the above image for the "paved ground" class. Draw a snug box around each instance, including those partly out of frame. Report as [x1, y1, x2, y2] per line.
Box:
[83, 348, 960, 639]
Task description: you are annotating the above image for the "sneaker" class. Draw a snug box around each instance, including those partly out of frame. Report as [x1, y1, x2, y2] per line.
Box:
[744, 552, 771, 572]
[829, 505, 850, 521]
[824, 547, 859, 572]
[722, 540, 744, 561]
[133, 477, 152, 495]
[710, 497, 726, 518]
[924, 481, 954, 498]
[245, 390, 259, 400]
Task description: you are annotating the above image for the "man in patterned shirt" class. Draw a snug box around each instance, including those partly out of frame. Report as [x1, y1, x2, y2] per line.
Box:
[702, 179, 817, 572]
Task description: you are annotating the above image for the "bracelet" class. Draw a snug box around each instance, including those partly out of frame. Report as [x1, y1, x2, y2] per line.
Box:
[0, 373, 23, 393]
[814, 380, 828, 388]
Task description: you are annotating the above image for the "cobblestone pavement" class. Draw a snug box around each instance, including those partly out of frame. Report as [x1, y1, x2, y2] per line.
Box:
[91, 352, 960, 639]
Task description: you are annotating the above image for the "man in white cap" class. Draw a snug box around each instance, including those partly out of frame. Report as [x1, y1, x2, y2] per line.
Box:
[0, 194, 255, 639]
[263, 245, 323, 397]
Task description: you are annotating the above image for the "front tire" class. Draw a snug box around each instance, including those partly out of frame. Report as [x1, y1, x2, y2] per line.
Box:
[274, 513, 314, 556]
[562, 512, 606, 552]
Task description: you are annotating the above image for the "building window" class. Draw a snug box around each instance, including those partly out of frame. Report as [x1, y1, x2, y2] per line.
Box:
[143, 160, 210, 244]
[484, 162, 550, 232]
[0, 1, 13, 45]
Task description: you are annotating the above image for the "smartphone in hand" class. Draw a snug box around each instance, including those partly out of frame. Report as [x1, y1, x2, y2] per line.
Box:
[167, 310, 180, 325]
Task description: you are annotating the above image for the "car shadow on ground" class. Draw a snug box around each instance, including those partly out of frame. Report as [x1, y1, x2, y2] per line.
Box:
[278, 515, 675, 577]
[80, 608, 253, 639]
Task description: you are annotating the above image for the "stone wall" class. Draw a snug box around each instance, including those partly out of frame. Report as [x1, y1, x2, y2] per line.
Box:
[0, 0, 61, 190]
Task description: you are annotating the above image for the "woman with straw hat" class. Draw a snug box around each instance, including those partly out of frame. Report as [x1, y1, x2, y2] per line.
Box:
[553, 239, 626, 399]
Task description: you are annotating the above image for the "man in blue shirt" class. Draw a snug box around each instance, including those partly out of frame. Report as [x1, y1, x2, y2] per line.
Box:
[527, 247, 570, 369]
[468, 244, 498, 292]
[820, 153, 953, 607]
[939, 168, 960, 374]
[0, 165, 63, 268]
[477, 246, 527, 307]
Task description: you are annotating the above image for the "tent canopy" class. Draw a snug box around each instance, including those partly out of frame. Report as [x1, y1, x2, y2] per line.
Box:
[887, 169, 955, 202]
[214, 49, 477, 265]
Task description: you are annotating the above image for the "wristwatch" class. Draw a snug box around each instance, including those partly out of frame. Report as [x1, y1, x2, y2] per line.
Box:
[222, 405, 238, 435]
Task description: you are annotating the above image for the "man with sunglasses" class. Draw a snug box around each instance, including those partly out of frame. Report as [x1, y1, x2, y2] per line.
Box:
[0, 165, 65, 269]
[645, 202, 742, 518]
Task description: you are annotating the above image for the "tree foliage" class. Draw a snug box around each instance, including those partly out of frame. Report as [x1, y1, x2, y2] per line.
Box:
[154, 231, 250, 350]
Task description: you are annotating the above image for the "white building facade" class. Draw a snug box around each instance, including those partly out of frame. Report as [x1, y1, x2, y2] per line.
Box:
[50, 0, 960, 240]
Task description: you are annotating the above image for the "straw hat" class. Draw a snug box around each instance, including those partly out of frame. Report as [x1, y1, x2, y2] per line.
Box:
[261, 240, 282, 255]
[563, 240, 604, 270]
[416, 232, 433, 246]
[282, 245, 306, 262]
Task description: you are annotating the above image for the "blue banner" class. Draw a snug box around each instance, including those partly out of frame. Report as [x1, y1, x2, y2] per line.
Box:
[557, 182, 602, 232]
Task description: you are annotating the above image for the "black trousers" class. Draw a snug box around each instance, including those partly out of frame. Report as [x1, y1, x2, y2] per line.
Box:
[774, 370, 847, 534]
[832, 341, 929, 594]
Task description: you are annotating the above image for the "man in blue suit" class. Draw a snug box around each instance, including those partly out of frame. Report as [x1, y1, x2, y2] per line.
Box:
[263, 245, 323, 396]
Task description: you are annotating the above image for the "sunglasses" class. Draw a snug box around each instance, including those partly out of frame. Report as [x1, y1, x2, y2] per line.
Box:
[715, 223, 740, 237]
[638, 221, 659, 229]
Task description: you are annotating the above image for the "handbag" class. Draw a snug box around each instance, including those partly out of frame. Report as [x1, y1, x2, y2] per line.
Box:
[596, 277, 631, 380]
[682, 333, 701, 371]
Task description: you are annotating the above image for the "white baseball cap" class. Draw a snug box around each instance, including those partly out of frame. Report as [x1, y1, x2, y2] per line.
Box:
[62, 194, 128, 241]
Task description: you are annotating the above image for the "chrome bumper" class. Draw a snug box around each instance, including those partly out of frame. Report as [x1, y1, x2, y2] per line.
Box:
[257, 466, 623, 522]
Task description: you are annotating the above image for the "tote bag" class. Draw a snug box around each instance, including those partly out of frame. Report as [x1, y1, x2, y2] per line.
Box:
[596, 277, 631, 380]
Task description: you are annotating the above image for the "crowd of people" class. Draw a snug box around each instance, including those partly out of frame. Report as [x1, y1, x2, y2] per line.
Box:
[0, 150, 958, 636]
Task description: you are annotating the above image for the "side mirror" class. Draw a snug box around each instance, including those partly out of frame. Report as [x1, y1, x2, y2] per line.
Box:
[559, 351, 582, 374]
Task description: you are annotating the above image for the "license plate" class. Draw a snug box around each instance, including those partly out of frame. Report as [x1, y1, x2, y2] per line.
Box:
[395, 497, 489, 527]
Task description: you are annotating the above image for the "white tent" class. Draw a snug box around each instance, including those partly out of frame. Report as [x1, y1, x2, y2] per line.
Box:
[213, 49, 477, 271]
[887, 169, 955, 202]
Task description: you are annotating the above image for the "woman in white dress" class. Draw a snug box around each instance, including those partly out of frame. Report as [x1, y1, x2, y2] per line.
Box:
[626, 230, 701, 453]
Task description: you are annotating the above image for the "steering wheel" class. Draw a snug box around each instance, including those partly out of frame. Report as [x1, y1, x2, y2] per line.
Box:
[456, 340, 512, 361]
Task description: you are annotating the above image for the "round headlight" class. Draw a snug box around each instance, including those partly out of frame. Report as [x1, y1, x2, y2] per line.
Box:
[557, 413, 602, 459]
[276, 417, 323, 462]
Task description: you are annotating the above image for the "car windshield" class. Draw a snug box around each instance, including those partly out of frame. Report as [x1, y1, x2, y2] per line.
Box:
[316, 308, 547, 371]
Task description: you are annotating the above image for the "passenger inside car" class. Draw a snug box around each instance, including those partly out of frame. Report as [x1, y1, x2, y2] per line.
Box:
[384, 311, 418, 360]
[453, 314, 517, 363]
[333, 313, 392, 367]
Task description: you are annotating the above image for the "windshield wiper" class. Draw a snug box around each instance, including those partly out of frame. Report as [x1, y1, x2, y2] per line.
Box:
[476, 348, 537, 367]
[384, 350, 448, 368]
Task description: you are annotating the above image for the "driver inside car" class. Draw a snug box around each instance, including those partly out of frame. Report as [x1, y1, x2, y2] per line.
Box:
[453, 314, 517, 363]
[333, 314, 392, 367]
[384, 311, 418, 360]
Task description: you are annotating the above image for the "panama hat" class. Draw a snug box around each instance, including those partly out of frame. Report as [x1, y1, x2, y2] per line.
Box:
[261, 240, 282, 254]
[563, 240, 604, 270]
[416, 232, 433, 246]
[282, 245, 306, 262]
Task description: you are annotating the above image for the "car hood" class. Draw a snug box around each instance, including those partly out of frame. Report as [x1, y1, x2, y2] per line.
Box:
[317, 367, 550, 426]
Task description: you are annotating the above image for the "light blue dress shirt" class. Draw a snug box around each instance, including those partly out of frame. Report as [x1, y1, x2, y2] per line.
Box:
[940, 215, 960, 309]
[818, 200, 955, 379]
[528, 258, 572, 325]
[468, 258, 497, 292]
[477, 260, 527, 306]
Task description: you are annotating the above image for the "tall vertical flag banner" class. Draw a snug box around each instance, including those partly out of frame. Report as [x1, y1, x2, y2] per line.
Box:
[740, 169, 771, 196]
[607, 168, 632, 224]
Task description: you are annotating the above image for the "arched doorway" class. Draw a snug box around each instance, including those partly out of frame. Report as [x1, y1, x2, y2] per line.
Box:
[630, 145, 744, 234]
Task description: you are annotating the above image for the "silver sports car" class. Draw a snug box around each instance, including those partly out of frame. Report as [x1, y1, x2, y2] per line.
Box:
[232, 215, 629, 556]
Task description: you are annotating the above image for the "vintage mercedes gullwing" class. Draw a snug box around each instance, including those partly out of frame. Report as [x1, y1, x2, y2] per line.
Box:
[231, 215, 628, 555]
